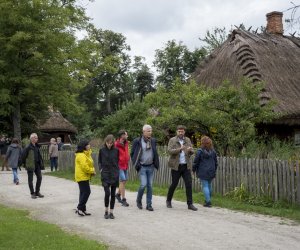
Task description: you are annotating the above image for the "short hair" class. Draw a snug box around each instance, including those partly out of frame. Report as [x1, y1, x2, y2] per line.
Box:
[177, 125, 186, 131]
[117, 130, 127, 138]
[11, 138, 19, 144]
[30, 133, 38, 140]
[76, 139, 90, 153]
[56, 137, 61, 141]
[104, 134, 115, 146]
[142, 124, 152, 131]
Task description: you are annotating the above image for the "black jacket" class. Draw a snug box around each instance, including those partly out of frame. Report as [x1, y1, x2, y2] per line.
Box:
[130, 137, 159, 172]
[98, 146, 119, 186]
[192, 148, 218, 180]
[21, 143, 44, 171]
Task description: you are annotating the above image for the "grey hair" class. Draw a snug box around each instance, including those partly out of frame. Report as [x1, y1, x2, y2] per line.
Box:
[142, 124, 152, 131]
[30, 133, 38, 139]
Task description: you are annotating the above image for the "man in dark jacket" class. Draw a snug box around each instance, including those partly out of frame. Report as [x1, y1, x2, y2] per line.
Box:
[131, 124, 159, 211]
[21, 133, 44, 199]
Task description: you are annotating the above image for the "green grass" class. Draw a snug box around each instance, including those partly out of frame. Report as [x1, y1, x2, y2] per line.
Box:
[0, 205, 107, 250]
[47, 170, 300, 223]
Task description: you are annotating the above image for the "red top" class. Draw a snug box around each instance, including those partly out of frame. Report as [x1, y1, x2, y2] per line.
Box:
[114, 139, 130, 170]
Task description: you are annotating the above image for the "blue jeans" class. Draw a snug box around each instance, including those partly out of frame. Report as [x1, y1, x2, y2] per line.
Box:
[50, 157, 58, 171]
[119, 169, 128, 182]
[200, 179, 212, 203]
[137, 166, 155, 206]
[12, 168, 19, 183]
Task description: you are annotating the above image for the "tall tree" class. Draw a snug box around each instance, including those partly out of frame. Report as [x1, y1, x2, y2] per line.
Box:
[0, 0, 89, 139]
[80, 27, 131, 117]
[132, 56, 154, 100]
[199, 27, 228, 52]
[153, 40, 206, 89]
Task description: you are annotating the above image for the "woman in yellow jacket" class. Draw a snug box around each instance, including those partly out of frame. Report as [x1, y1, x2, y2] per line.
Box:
[75, 140, 95, 216]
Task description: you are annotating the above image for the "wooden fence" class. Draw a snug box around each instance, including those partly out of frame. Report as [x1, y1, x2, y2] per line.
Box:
[57, 151, 300, 204]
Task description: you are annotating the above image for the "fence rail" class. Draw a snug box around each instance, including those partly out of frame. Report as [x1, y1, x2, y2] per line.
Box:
[58, 151, 300, 204]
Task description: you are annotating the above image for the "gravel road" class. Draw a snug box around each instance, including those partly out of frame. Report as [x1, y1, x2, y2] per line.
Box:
[0, 171, 299, 250]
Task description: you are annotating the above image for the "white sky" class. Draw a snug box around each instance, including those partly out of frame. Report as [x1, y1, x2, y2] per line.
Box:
[81, 0, 296, 69]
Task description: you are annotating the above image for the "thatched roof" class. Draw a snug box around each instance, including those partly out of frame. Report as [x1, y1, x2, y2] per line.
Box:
[39, 111, 77, 133]
[193, 29, 300, 125]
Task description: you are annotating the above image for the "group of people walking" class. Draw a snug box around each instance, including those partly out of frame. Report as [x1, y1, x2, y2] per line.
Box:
[2, 124, 218, 219]
[74, 124, 218, 219]
[2, 134, 64, 198]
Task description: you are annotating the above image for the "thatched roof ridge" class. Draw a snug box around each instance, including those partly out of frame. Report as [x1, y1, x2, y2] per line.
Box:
[39, 111, 77, 133]
[193, 29, 300, 125]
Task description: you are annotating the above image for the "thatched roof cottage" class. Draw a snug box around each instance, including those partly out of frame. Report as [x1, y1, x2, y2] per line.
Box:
[193, 11, 300, 145]
[38, 110, 77, 143]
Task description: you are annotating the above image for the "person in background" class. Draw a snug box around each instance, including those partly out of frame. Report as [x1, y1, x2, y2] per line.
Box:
[75, 140, 95, 216]
[98, 135, 119, 219]
[49, 138, 58, 171]
[131, 125, 159, 211]
[166, 125, 197, 211]
[21, 133, 44, 199]
[115, 130, 130, 207]
[56, 137, 64, 151]
[192, 136, 218, 208]
[1, 135, 11, 171]
[5, 138, 22, 184]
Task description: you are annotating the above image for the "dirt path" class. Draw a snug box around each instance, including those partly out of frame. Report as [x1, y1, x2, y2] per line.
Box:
[0, 171, 299, 250]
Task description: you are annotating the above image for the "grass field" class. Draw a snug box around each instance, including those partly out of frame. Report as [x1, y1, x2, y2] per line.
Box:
[47, 169, 300, 223]
[0, 205, 107, 250]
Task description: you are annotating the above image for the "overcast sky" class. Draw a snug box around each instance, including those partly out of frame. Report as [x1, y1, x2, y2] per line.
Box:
[82, 0, 295, 69]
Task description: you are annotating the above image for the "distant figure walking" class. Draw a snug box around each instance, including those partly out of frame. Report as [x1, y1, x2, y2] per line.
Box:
[75, 140, 95, 216]
[1, 135, 11, 171]
[49, 138, 58, 171]
[21, 133, 45, 199]
[56, 137, 64, 151]
[193, 136, 218, 207]
[98, 135, 119, 219]
[131, 125, 159, 211]
[115, 130, 130, 207]
[5, 138, 22, 184]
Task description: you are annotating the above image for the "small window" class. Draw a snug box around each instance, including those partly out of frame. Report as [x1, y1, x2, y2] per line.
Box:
[295, 131, 300, 146]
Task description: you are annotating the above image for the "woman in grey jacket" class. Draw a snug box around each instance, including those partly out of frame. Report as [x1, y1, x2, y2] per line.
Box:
[6, 138, 22, 184]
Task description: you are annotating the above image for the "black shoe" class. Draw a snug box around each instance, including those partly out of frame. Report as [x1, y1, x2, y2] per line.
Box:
[116, 193, 122, 203]
[35, 192, 44, 198]
[31, 194, 37, 199]
[109, 213, 115, 219]
[166, 200, 172, 208]
[137, 201, 143, 210]
[76, 209, 85, 216]
[203, 201, 212, 207]
[83, 211, 91, 216]
[146, 205, 154, 211]
[104, 212, 109, 219]
[188, 204, 198, 211]
[122, 198, 129, 207]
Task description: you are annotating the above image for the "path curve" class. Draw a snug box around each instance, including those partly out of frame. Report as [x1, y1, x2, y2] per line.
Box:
[0, 171, 299, 250]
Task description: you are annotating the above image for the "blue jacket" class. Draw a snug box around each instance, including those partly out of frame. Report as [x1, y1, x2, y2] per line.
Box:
[130, 137, 159, 172]
[192, 148, 218, 180]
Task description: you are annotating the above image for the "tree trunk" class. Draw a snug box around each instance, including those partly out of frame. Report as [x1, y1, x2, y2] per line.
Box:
[105, 89, 111, 114]
[12, 102, 22, 140]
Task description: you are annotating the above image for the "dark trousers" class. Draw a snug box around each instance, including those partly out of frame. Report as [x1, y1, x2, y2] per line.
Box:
[104, 185, 117, 209]
[27, 168, 42, 195]
[50, 157, 58, 171]
[77, 181, 91, 211]
[167, 164, 193, 205]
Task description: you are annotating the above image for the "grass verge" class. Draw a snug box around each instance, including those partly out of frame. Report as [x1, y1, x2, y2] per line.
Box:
[46, 169, 300, 223]
[0, 204, 107, 250]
